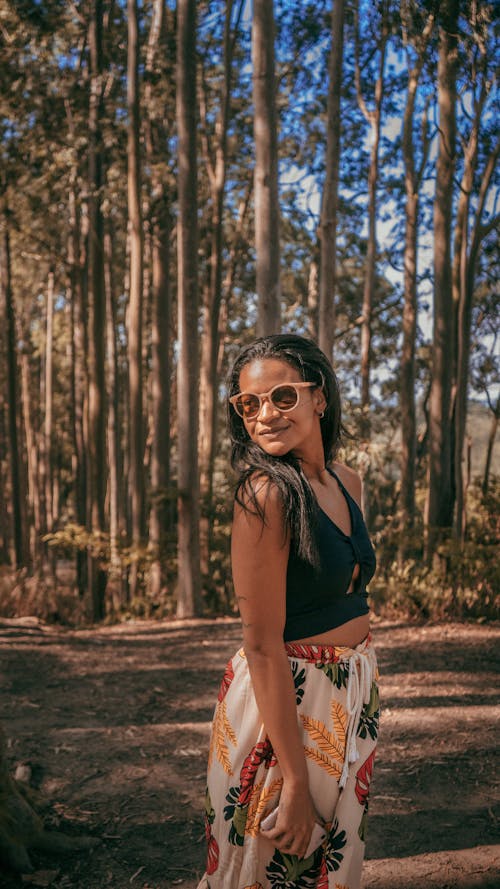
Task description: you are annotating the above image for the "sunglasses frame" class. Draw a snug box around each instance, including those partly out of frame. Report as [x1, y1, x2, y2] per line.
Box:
[229, 381, 317, 419]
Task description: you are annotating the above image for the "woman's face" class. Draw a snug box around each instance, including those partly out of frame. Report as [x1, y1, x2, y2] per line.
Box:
[237, 358, 326, 458]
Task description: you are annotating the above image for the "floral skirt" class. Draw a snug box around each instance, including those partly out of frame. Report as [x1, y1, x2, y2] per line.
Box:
[196, 635, 379, 889]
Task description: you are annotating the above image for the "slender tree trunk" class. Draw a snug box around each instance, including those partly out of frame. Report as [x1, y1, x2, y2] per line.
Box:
[44, 271, 55, 539]
[453, 129, 499, 538]
[318, 0, 345, 361]
[127, 0, 145, 599]
[20, 333, 40, 563]
[176, 0, 202, 617]
[104, 227, 124, 609]
[144, 0, 174, 598]
[68, 184, 88, 596]
[399, 9, 434, 547]
[425, 0, 459, 563]
[355, 0, 388, 441]
[199, 0, 241, 577]
[252, 0, 280, 335]
[1, 200, 26, 567]
[482, 394, 499, 496]
[87, 0, 108, 617]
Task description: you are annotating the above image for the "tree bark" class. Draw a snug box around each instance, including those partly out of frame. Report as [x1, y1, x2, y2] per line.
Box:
[425, 0, 459, 562]
[104, 226, 124, 609]
[127, 0, 145, 599]
[399, 6, 435, 545]
[68, 181, 88, 596]
[20, 333, 40, 562]
[144, 0, 174, 598]
[355, 0, 388, 442]
[318, 0, 345, 361]
[44, 271, 55, 539]
[252, 0, 281, 336]
[176, 0, 202, 617]
[0, 198, 26, 567]
[86, 0, 108, 617]
[199, 0, 242, 577]
[482, 394, 499, 496]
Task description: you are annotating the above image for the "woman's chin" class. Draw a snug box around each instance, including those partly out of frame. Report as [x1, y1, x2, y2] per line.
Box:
[258, 439, 291, 457]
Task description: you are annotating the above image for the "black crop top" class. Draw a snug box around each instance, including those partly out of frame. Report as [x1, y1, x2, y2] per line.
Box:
[283, 467, 376, 642]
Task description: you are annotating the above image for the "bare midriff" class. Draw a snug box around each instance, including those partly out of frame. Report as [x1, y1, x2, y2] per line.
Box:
[293, 613, 370, 649]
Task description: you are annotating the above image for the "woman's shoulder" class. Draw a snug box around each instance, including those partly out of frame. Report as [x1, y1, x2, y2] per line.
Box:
[331, 461, 362, 509]
[235, 471, 285, 519]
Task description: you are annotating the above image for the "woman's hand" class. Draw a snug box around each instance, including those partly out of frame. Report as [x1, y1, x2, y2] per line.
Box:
[261, 779, 321, 859]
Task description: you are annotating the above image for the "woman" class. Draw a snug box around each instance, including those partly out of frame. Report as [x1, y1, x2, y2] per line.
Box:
[197, 334, 379, 889]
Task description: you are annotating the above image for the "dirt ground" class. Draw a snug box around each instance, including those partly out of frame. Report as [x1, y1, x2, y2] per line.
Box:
[1, 617, 499, 889]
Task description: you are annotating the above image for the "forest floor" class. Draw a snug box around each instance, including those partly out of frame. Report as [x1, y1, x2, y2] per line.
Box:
[1, 617, 499, 889]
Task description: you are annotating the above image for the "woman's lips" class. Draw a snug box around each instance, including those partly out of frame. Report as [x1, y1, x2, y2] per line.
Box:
[258, 426, 289, 437]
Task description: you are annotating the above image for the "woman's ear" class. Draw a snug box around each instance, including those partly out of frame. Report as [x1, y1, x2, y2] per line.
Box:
[314, 388, 327, 415]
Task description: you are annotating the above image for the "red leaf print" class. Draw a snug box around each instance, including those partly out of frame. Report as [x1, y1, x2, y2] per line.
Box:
[315, 856, 328, 888]
[238, 738, 276, 806]
[355, 748, 376, 806]
[217, 659, 235, 702]
[205, 816, 220, 875]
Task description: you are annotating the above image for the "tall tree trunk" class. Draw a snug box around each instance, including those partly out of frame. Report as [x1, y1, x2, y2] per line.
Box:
[355, 0, 388, 442]
[176, 0, 202, 617]
[68, 183, 88, 596]
[144, 0, 174, 598]
[104, 226, 124, 609]
[399, 7, 434, 547]
[127, 0, 145, 599]
[453, 130, 499, 539]
[44, 271, 55, 540]
[425, 0, 459, 563]
[20, 334, 40, 563]
[482, 393, 499, 496]
[318, 0, 345, 361]
[252, 0, 280, 336]
[0, 199, 26, 567]
[87, 0, 108, 617]
[199, 0, 242, 577]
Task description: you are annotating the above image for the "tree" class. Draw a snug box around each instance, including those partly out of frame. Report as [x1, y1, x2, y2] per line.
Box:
[0, 191, 26, 568]
[176, 0, 202, 617]
[86, 0, 108, 617]
[354, 0, 389, 440]
[451, 3, 498, 539]
[127, 0, 145, 599]
[318, 0, 345, 361]
[253, 0, 281, 335]
[425, 0, 459, 562]
[399, 2, 435, 543]
[145, 0, 175, 599]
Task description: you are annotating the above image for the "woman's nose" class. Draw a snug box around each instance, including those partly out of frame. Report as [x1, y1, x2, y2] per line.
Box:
[257, 396, 279, 420]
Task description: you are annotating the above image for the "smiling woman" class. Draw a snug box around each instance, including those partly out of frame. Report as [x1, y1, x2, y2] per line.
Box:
[196, 334, 380, 889]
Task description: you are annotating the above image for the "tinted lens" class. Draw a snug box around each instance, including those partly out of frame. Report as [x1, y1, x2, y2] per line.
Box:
[271, 385, 299, 410]
[235, 394, 260, 418]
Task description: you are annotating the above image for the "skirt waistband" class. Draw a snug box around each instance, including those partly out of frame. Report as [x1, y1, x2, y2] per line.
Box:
[284, 632, 372, 664]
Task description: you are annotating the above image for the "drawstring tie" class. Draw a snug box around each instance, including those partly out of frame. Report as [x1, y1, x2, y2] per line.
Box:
[339, 644, 377, 789]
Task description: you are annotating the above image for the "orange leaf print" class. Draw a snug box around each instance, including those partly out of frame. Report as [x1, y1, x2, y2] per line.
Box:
[331, 699, 347, 748]
[304, 745, 342, 779]
[301, 715, 344, 762]
[245, 777, 282, 837]
[208, 699, 236, 775]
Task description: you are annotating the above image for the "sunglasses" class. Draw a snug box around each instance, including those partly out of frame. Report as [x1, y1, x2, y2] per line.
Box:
[229, 382, 316, 420]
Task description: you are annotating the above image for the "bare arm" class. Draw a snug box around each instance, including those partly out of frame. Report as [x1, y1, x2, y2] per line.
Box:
[231, 479, 317, 857]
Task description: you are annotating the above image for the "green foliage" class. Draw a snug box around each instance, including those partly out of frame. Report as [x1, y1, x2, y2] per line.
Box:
[370, 479, 500, 621]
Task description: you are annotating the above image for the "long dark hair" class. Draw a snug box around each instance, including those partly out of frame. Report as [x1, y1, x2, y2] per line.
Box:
[227, 334, 347, 566]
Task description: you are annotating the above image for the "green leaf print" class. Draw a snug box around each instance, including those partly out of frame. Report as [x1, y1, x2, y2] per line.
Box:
[290, 660, 306, 705]
[315, 661, 349, 689]
[357, 682, 380, 741]
[266, 847, 323, 888]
